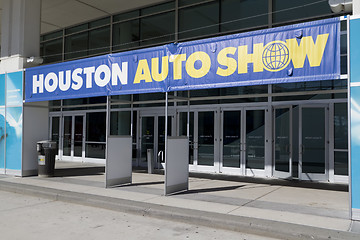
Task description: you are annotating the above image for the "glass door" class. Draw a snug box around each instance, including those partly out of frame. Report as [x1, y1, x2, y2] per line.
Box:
[139, 114, 173, 168]
[50, 115, 61, 159]
[61, 114, 85, 162]
[245, 109, 266, 176]
[299, 105, 328, 181]
[273, 107, 292, 179]
[221, 110, 242, 174]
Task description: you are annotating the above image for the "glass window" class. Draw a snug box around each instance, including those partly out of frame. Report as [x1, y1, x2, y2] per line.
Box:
[272, 80, 347, 93]
[221, 0, 268, 32]
[66, 23, 88, 35]
[140, 11, 175, 46]
[89, 17, 110, 28]
[179, 1, 219, 40]
[42, 39, 63, 63]
[179, 0, 208, 7]
[141, 1, 175, 15]
[43, 30, 63, 41]
[273, 0, 332, 24]
[334, 151, 348, 176]
[113, 10, 140, 22]
[334, 103, 348, 149]
[65, 32, 89, 60]
[113, 19, 140, 51]
[86, 112, 106, 142]
[89, 26, 110, 55]
[110, 111, 131, 135]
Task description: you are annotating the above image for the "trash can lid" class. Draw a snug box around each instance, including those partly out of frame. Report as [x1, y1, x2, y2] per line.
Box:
[37, 140, 57, 149]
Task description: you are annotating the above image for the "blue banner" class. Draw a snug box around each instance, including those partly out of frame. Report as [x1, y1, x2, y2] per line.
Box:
[25, 18, 340, 102]
[6, 71, 23, 106]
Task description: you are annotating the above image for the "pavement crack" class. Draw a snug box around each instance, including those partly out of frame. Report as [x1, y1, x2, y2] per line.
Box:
[226, 186, 283, 214]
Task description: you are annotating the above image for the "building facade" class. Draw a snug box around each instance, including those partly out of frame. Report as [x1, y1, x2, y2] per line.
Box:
[1, 0, 359, 215]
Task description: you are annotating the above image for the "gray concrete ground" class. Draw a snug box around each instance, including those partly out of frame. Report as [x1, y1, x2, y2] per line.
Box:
[0, 190, 275, 240]
[0, 161, 359, 240]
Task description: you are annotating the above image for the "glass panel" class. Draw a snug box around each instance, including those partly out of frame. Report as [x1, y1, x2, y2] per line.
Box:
[89, 17, 110, 28]
[198, 111, 214, 166]
[141, 117, 155, 162]
[221, 0, 268, 32]
[158, 116, 172, 162]
[341, 34, 347, 55]
[274, 108, 290, 172]
[246, 110, 265, 169]
[141, 117, 154, 163]
[179, 112, 194, 164]
[65, 32, 89, 60]
[65, 23, 88, 35]
[113, 10, 140, 22]
[273, 0, 332, 24]
[0, 108, 5, 169]
[334, 151, 348, 176]
[140, 11, 175, 46]
[89, 26, 110, 55]
[74, 116, 83, 157]
[86, 112, 106, 142]
[223, 111, 241, 168]
[42, 39, 63, 63]
[112, 19, 140, 51]
[110, 111, 131, 135]
[341, 55, 348, 75]
[43, 30, 63, 41]
[334, 103, 348, 149]
[179, 1, 219, 40]
[302, 108, 325, 174]
[51, 117, 60, 149]
[141, 2, 175, 15]
[63, 116, 72, 156]
[179, 0, 207, 7]
[85, 143, 105, 159]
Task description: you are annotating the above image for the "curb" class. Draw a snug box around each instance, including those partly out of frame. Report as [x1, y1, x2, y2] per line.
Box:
[0, 180, 358, 240]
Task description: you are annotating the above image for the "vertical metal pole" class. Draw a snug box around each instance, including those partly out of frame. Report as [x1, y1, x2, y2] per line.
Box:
[187, 90, 190, 137]
[165, 92, 169, 195]
[347, 15, 352, 219]
[105, 95, 110, 187]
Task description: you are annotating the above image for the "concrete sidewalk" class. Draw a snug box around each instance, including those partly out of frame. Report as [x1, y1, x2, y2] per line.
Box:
[0, 161, 359, 240]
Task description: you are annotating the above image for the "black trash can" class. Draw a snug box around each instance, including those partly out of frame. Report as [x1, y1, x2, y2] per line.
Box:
[37, 140, 57, 177]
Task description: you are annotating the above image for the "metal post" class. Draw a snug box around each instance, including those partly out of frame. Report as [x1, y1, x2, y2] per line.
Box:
[165, 92, 168, 162]
[105, 96, 110, 161]
[347, 15, 352, 220]
[187, 90, 190, 137]
[164, 92, 169, 195]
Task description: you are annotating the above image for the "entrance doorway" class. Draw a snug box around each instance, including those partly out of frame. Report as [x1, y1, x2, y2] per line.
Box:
[50, 114, 86, 162]
[139, 114, 174, 168]
[220, 107, 268, 176]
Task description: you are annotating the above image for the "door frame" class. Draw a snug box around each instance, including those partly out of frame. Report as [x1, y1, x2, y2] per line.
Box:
[299, 104, 329, 181]
[138, 110, 175, 168]
[50, 112, 86, 162]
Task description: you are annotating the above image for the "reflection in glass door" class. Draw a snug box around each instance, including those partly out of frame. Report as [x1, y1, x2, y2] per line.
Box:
[245, 109, 266, 174]
[299, 106, 328, 181]
[50, 116, 61, 158]
[63, 116, 72, 157]
[222, 111, 241, 172]
[273, 107, 292, 179]
[140, 115, 173, 167]
[140, 116, 154, 165]
[61, 115, 85, 161]
[197, 111, 215, 167]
